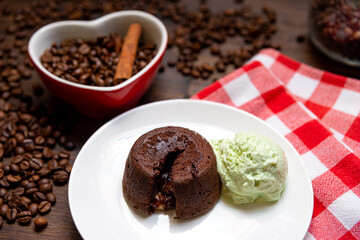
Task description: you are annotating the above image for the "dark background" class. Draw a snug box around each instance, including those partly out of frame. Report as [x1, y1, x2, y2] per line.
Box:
[0, 0, 359, 239]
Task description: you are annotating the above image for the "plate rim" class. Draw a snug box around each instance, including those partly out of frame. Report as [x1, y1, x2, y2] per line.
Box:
[68, 99, 314, 239]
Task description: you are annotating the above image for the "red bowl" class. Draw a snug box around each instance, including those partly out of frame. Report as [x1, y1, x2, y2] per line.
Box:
[28, 11, 167, 118]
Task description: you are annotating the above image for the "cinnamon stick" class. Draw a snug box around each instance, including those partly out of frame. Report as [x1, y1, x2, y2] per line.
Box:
[114, 23, 142, 84]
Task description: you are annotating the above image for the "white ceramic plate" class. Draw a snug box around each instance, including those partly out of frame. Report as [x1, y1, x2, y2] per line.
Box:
[69, 99, 313, 240]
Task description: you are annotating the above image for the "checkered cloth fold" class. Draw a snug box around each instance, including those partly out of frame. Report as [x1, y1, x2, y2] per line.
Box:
[192, 49, 360, 239]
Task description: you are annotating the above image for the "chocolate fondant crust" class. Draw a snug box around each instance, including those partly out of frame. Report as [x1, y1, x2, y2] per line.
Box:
[122, 126, 221, 219]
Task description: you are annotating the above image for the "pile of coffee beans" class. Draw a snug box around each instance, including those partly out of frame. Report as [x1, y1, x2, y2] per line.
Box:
[311, 0, 360, 60]
[1, 0, 79, 230]
[164, 4, 279, 79]
[41, 34, 157, 86]
[0, 98, 74, 229]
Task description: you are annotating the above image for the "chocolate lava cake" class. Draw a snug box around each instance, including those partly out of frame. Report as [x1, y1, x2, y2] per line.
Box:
[122, 126, 221, 219]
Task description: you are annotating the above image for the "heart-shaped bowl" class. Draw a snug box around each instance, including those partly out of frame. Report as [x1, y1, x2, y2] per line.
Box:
[28, 10, 167, 118]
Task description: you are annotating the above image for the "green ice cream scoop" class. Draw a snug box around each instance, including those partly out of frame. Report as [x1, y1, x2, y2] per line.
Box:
[211, 132, 288, 204]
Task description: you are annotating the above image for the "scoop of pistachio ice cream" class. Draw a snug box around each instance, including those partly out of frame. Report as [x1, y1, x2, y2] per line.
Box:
[211, 132, 288, 204]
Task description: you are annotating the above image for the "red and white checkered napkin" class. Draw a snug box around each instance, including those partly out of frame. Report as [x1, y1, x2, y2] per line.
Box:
[192, 48, 360, 239]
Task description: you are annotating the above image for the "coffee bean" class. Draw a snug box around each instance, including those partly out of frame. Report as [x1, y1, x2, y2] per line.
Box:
[25, 188, 38, 196]
[10, 164, 20, 174]
[37, 168, 51, 178]
[58, 135, 66, 146]
[52, 153, 59, 161]
[37, 178, 50, 186]
[29, 203, 38, 217]
[58, 150, 70, 159]
[38, 201, 51, 214]
[0, 216, 2, 228]
[65, 141, 75, 150]
[34, 136, 45, 145]
[13, 187, 25, 196]
[201, 71, 210, 79]
[34, 217, 47, 229]
[0, 179, 10, 188]
[215, 61, 226, 72]
[39, 183, 52, 194]
[2, 165, 10, 174]
[0, 188, 7, 198]
[20, 180, 29, 188]
[46, 193, 56, 205]
[11, 155, 23, 164]
[0, 204, 9, 217]
[191, 69, 200, 78]
[29, 158, 43, 170]
[58, 159, 69, 167]
[296, 35, 305, 43]
[29, 174, 40, 182]
[42, 147, 53, 159]
[6, 174, 22, 184]
[19, 160, 30, 170]
[32, 84, 44, 96]
[24, 170, 35, 178]
[0, 198, 3, 206]
[52, 170, 69, 185]
[46, 138, 56, 148]
[210, 45, 220, 55]
[47, 159, 58, 171]
[32, 192, 46, 203]
[52, 130, 61, 139]
[65, 164, 72, 174]
[6, 208, 17, 222]
[21, 196, 31, 206]
[17, 211, 32, 225]
[7, 193, 25, 210]
[25, 182, 36, 190]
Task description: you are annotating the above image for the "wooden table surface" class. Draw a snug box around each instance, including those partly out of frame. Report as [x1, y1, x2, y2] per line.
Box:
[0, 0, 359, 239]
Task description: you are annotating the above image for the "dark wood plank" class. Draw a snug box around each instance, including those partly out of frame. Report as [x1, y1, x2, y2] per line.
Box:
[0, 0, 358, 239]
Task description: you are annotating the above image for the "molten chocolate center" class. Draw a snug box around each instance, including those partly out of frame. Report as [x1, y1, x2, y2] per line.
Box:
[150, 149, 183, 211]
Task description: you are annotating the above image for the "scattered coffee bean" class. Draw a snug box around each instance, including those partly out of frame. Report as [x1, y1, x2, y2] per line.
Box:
[64, 141, 75, 151]
[29, 203, 38, 217]
[34, 217, 47, 230]
[296, 35, 306, 43]
[52, 170, 69, 185]
[21, 196, 31, 206]
[17, 211, 32, 225]
[6, 174, 22, 184]
[58, 159, 69, 167]
[6, 208, 17, 222]
[29, 158, 43, 170]
[46, 193, 56, 206]
[37, 178, 50, 186]
[32, 192, 47, 203]
[13, 187, 25, 196]
[32, 84, 44, 96]
[25, 187, 38, 196]
[39, 183, 52, 194]
[0, 188, 7, 198]
[0, 204, 9, 217]
[0, 216, 2, 228]
[38, 201, 51, 214]
[25, 181, 36, 190]
[65, 164, 72, 174]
